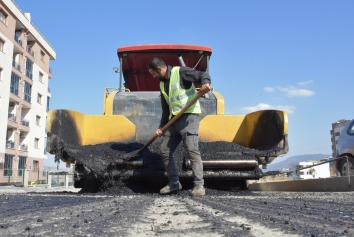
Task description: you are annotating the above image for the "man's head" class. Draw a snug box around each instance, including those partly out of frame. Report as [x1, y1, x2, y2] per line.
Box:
[148, 57, 168, 81]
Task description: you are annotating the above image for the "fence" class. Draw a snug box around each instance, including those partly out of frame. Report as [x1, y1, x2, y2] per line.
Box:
[0, 168, 73, 187]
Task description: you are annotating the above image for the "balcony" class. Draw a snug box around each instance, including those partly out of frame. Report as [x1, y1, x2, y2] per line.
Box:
[8, 113, 16, 122]
[6, 140, 15, 149]
[46, 107, 50, 112]
[20, 132, 27, 137]
[14, 35, 22, 46]
[25, 70, 33, 80]
[12, 59, 21, 72]
[19, 144, 28, 151]
[27, 46, 35, 57]
[21, 118, 30, 127]
[49, 67, 52, 74]
[48, 87, 51, 93]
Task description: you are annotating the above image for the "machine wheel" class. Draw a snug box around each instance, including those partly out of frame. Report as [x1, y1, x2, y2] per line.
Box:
[339, 156, 354, 176]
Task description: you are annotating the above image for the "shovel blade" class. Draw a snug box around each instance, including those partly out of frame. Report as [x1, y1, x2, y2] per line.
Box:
[123, 149, 140, 160]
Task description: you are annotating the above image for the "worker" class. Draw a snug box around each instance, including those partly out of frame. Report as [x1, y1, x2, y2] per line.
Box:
[148, 57, 211, 196]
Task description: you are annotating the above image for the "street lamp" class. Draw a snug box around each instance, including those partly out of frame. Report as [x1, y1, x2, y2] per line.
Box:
[112, 67, 119, 73]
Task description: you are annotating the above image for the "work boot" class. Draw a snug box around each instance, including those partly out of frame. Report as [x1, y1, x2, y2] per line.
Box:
[160, 182, 182, 194]
[191, 185, 205, 196]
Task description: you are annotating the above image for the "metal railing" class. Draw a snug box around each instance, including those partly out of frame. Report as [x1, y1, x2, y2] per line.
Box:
[48, 87, 51, 93]
[8, 113, 16, 122]
[0, 169, 43, 186]
[6, 140, 15, 149]
[20, 132, 27, 137]
[49, 67, 52, 74]
[0, 168, 74, 187]
[14, 35, 22, 46]
[21, 118, 29, 127]
[25, 70, 33, 80]
[19, 144, 28, 151]
[46, 107, 50, 112]
[12, 59, 21, 72]
[26, 46, 35, 57]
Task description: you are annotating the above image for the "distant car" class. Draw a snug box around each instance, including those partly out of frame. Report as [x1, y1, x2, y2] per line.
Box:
[336, 119, 354, 176]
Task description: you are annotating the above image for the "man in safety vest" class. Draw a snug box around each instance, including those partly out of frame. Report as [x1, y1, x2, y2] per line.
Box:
[148, 57, 211, 196]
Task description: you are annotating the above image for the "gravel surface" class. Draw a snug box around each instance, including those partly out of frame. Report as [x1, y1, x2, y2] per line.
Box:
[1, 189, 353, 236]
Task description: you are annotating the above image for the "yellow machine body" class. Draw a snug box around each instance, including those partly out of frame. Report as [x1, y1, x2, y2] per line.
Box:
[47, 89, 288, 159]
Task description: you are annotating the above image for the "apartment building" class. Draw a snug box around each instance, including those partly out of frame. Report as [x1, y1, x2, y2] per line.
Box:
[0, 0, 56, 183]
[330, 119, 350, 158]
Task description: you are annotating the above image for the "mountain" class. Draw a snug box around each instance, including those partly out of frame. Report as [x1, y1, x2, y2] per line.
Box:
[266, 154, 331, 171]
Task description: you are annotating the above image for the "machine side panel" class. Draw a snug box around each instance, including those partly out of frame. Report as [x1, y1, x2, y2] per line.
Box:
[199, 115, 248, 146]
[83, 115, 136, 145]
[47, 110, 85, 146]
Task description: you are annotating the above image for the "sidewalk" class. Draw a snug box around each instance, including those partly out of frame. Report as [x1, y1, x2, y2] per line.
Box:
[0, 185, 81, 194]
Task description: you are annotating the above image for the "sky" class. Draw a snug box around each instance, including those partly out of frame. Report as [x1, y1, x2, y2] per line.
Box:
[14, 0, 354, 169]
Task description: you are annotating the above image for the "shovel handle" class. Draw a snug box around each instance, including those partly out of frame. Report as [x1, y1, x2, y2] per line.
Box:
[160, 92, 203, 133]
[137, 92, 204, 154]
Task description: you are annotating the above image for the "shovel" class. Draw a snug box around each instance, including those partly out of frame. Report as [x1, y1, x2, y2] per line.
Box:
[123, 91, 204, 160]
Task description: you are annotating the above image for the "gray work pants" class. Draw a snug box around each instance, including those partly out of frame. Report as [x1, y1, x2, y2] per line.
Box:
[160, 113, 204, 187]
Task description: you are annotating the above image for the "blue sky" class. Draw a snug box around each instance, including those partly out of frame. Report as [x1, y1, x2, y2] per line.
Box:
[14, 0, 354, 168]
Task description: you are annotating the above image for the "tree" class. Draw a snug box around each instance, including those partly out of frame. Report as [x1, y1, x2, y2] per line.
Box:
[309, 168, 316, 179]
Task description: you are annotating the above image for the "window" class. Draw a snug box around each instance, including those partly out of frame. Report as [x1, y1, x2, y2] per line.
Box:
[335, 132, 340, 136]
[34, 138, 39, 149]
[0, 67, 3, 81]
[0, 9, 7, 25]
[36, 115, 41, 126]
[0, 38, 4, 52]
[4, 154, 13, 176]
[25, 57, 33, 79]
[10, 72, 20, 96]
[33, 160, 39, 171]
[37, 93, 42, 104]
[46, 97, 50, 112]
[40, 51, 45, 61]
[18, 156, 26, 176]
[23, 81, 32, 102]
[39, 72, 43, 83]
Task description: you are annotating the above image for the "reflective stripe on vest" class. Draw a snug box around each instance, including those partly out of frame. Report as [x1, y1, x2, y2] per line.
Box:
[160, 67, 201, 119]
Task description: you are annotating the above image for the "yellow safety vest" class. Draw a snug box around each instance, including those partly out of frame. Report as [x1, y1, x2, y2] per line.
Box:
[160, 67, 201, 120]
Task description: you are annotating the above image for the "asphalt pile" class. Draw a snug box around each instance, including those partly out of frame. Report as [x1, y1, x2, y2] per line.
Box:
[51, 138, 280, 194]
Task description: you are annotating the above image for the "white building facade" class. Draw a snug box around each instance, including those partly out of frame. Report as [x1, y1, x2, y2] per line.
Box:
[297, 161, 330, 179]
[0, 0, 56, 184]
